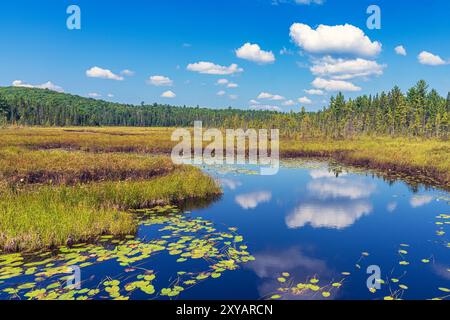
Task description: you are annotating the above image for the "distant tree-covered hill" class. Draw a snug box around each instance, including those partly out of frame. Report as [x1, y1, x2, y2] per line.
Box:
[0, 81, 448, 138]
[0, 86, 276, 127]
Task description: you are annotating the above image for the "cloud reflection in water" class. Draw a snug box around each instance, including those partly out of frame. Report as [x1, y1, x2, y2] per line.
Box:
[235, 191, 272, 210]
[286, 170, 376, 229]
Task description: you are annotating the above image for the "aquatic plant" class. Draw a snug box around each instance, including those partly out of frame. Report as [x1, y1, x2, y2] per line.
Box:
[0, 205, 253, 300]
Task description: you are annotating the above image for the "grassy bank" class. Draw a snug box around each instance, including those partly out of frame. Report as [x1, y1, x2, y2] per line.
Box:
[1, 126, 448, 188]
[282, 137, 450, 189]
[0, 166, 221, 252]
[0, 147, 176, 186]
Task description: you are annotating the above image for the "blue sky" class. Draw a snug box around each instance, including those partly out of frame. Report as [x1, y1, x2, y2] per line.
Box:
[0, 0, 449, 111]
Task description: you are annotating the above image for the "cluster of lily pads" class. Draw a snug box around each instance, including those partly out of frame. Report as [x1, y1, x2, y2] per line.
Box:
[0, 205, 254, 300]
[350, 203, 450, 301]
[268, 272, 347, 300]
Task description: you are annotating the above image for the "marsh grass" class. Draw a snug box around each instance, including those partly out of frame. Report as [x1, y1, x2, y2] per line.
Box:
[0, 127, 176, 153]
[283, 137, 450, 189]
[0, 147, 176, 186]
[0, 167, 221, 252]
[1, 127, 447, 187]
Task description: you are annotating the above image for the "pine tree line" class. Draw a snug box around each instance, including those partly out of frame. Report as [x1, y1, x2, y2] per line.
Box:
[0, 80, 448, 138]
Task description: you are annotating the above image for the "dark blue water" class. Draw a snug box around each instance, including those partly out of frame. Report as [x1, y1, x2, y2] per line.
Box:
[1, 160, 449, 300]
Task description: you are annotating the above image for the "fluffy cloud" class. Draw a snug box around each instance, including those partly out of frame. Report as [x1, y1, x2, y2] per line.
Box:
[121, 69, 135, 76]
[250, 105, 282, 112]
[217, 90, 226, 96]
[289, 23, 382, 57]
[12, 80, 64, 92]
[312, 77, 361, 92]
[418, 51, 447, 66]
[229, 94, 238, 100]
[216, 78, 229, 85]
[88, 92, 101, 98]
[395, 45, 407, 56]
[216, 79, 237, 88]
[257, 92, 285, 100]
[86, 66, 124, 81]
[304, 89, 324, 95]
[298, 96, 312, 104]
[148, 75, 173, 86]
[161, 90, 176, 98]
[310, 56, 385, 80]
[187, 61, 243, 75]
[235, 43, 275, 64]
[282, 99, 296, 106]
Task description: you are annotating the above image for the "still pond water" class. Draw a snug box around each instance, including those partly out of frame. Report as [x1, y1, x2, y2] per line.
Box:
[0, 160, 449, 300]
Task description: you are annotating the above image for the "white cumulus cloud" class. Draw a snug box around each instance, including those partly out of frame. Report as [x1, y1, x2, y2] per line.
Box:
[148, 75, 173, 86]
[312, 77, 361, 92]
[250, 105, 282, 112]
[310, 56, 385, 80]
[86, 66, 124, 81]
[283, 99, 296, 106]
[289, 23, 382, 57]
[187, 61, 243, 75]
[235, 43, 275, 64]
[304, 89, 324, 95]
[257, 92, 285, 100]
[217, 90, 226, 96]
[298, 96, 312, 104]
[418, 51, 447, 66]
[12, 80, 64, 92]
[161, 90, 176, 98]
[216, 78, 229, 85]
[121, 69, 135, 76]
[395, 45, 407, 56]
